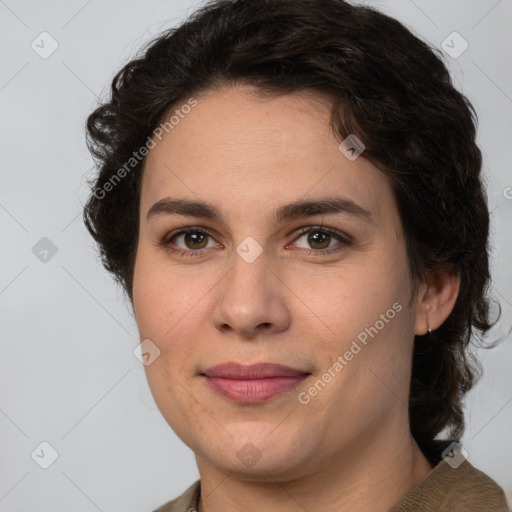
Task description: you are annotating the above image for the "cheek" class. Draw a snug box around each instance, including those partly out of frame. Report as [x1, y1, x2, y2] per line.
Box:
[133, 242, 213, 327]
[303, 252, 415, 385]
[303, 255, 407, 331]
[133, 262, 199, 424]
[132, 246, 180, 340]
[132, 266, 163, 339]
[132, 248, 205, 373]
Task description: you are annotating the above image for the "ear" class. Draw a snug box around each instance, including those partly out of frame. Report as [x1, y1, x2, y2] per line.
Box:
[413, 270, 460, 335]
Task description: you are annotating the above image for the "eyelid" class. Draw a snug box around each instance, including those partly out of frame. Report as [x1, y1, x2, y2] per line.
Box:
[292, 225, 352, 244]
[286, 226, 352, 256]
[162, 226, 221, 248]
[163, 225, 216, 242]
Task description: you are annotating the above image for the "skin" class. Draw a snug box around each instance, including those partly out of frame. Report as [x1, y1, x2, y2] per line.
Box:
[133, 83, 460, 512]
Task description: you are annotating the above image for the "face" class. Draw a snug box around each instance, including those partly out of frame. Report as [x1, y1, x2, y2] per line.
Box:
[133, 84, 423, 481]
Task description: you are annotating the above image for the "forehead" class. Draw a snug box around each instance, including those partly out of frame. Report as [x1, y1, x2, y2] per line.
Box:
[146, 85, 336, 168]
[141, 84, 396, 228]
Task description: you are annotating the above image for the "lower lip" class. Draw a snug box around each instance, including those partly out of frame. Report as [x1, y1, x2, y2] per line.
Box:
[204, 375, 308, 403]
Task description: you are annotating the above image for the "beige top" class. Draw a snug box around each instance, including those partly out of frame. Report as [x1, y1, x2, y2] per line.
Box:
[152, 458, 509, 512]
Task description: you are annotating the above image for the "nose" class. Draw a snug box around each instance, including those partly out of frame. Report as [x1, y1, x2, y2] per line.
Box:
[211, 251, 291, 340]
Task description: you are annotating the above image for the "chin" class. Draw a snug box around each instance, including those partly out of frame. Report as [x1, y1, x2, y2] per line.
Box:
[193, 430, 318, 482]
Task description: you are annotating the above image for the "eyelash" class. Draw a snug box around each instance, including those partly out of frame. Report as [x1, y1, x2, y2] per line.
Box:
[159, 225, 352, 258]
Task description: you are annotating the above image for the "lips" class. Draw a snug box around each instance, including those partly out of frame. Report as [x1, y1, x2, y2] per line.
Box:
[202, 362, 310, 403]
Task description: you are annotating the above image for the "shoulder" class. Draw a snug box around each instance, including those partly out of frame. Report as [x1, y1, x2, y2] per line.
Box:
[152, 480, 200, 512]
[390, 458, 509, 512]
[443, 459, 509, 510]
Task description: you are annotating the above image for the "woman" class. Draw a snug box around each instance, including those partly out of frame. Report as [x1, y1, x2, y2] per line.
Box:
[83, 0, 508, 510]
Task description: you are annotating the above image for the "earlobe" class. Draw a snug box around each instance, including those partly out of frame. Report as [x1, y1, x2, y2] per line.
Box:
[413, 270, 460, 336]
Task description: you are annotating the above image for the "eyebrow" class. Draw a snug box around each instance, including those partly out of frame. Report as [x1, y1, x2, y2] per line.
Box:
[146, 197, 373, 224]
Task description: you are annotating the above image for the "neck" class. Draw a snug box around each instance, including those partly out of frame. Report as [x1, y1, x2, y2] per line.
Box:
[195, 419, 433, 512]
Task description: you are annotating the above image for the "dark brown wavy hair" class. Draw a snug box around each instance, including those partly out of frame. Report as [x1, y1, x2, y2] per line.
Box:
[83, 0, 500, 459]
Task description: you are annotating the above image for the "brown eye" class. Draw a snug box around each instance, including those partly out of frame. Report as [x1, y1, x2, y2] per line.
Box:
[307, 231, 332, 250]
[292, 226, 351, 254]
[182, 231, 209, 250]
[163, 228, 218, 253]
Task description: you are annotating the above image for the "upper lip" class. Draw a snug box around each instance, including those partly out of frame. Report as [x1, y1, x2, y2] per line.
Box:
[202, 362, 309, 379]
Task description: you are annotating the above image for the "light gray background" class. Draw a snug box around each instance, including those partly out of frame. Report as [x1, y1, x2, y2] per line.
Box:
[0, 0, 511, 510]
